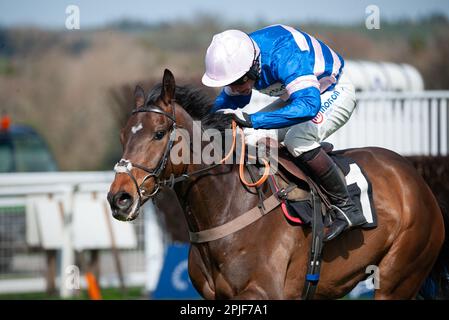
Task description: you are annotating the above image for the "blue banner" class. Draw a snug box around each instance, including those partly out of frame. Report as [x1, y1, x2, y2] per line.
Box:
[152, 243, 201, 299]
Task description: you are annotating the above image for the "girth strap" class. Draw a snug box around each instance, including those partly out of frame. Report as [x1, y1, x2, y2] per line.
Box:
[189, 194, 281, 243]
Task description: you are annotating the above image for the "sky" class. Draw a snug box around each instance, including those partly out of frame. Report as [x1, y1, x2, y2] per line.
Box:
[0, 0, 448, 28]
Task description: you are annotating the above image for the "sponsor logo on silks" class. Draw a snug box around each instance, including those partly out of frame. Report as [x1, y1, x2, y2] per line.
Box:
[311, 90, 340, 124]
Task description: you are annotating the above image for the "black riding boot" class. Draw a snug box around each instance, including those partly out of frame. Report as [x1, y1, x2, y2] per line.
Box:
[297, 147, 367, 242]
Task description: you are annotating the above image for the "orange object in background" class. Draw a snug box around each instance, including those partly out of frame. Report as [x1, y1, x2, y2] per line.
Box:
[1, 115, 11, 130]
[85, 272, 102, 300]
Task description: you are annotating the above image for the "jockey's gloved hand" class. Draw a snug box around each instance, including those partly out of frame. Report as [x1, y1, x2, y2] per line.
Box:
[219, 109, 253, 128]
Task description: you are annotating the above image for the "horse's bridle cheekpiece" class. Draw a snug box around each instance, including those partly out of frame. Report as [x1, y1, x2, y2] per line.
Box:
[114, 103, 177, 215]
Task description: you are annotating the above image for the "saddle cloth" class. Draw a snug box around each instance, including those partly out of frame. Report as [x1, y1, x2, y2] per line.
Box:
[274, 151, 378, 229]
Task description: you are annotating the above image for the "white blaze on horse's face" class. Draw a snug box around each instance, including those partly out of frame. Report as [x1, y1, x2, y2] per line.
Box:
[131, 123, 143, 134]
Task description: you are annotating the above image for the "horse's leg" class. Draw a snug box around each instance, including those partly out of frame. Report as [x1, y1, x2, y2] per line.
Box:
[373, 182, 444, 299]
[188, 245, 215, 299]
[374, 228, 443, 299]
[231, 288, 267, 299]
[231, 282, 285, 300]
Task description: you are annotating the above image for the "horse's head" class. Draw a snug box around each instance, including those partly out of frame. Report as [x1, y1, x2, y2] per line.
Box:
[108, 69, 184, 221]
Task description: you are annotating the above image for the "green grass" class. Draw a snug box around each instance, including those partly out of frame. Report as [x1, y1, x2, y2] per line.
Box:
[0, 286, 146, 300]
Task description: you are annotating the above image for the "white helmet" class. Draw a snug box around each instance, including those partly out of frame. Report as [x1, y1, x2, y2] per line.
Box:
[202, 30, 256, 87]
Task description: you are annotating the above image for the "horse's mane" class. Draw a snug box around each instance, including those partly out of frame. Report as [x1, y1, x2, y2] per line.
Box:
[146, 83, 232, 132]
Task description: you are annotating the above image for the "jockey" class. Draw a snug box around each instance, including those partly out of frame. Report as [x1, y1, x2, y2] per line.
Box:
[201, 25, 367, 241]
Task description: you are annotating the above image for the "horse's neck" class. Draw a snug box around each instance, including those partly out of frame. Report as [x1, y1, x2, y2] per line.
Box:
[175, 163, 259, 234]
[173, 107, 260, 233]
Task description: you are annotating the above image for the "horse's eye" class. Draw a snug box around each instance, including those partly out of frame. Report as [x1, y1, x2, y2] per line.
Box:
[154, 130, 166, 140]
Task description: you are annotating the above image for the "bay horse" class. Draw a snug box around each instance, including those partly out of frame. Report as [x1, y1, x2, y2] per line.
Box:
[108, 69, 448, 299]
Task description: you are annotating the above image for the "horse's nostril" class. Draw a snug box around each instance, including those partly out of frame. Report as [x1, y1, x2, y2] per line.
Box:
[118, 196, 130, 207]
[113, 192, 133, 210]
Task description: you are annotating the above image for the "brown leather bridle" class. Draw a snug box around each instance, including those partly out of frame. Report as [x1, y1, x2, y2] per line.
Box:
[113, 103, 177, 214]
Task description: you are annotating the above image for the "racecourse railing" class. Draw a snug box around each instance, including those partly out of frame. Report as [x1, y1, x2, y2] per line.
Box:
[0, 172, 165, 298]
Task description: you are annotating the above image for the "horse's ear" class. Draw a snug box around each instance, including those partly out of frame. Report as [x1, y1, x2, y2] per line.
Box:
[160, 69, 175, 105]
[134, 85, 145, 108]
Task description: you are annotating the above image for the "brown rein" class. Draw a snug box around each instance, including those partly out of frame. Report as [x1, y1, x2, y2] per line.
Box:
[226, 120, 270, 187]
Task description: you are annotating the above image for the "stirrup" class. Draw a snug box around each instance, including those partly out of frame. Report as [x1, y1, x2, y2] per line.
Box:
[330, 205, 353, 227]
[323, 219, 348, 242]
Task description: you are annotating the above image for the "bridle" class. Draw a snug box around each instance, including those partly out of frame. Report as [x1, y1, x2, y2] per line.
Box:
[114, 102, 178, 214]
[113, 101, 229, 213]
[113, 100, 270, 216]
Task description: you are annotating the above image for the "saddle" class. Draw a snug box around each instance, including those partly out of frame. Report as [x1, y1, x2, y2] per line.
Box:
[254, 140, 376, 229]
[249, 140, 334, 226]
[274, 141, 335, 226]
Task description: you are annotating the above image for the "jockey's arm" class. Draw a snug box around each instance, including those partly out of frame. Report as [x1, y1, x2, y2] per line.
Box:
[248, 44, 321, 129]
[249, 86, 321, 129]
[210, 87, 252, 113]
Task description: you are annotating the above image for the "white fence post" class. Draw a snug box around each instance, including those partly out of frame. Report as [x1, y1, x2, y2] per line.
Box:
[59, 190, 75, 298]
[144, 201, 165, 295]
[441, 99, 448, 155]
[431, 98, 439, 156]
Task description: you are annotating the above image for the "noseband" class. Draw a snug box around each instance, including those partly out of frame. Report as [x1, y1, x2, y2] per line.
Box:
[114, 103, 177, 214]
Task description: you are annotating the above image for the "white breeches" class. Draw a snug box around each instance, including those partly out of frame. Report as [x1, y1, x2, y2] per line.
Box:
[243, 72, 357, 157]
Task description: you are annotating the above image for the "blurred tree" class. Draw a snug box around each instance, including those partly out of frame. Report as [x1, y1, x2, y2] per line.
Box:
[425, 31, 449, 89]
